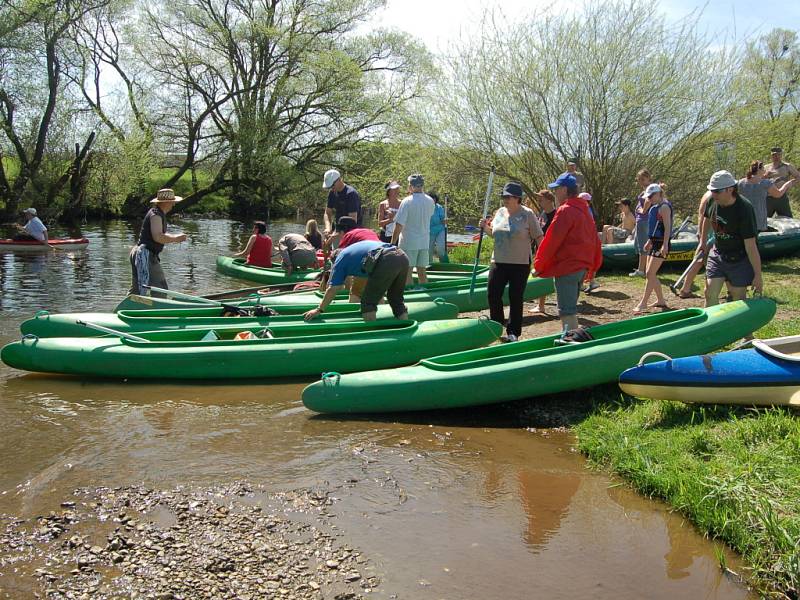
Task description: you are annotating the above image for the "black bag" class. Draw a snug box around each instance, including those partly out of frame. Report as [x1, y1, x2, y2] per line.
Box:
[560, 326, 594, 344]
[361, 246, 388, 275]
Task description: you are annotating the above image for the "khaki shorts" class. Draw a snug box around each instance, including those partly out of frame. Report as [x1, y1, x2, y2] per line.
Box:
[349, 276, 368, 298]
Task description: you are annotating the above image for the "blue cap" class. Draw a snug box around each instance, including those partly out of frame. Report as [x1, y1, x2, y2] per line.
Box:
[548, 173, 577, 189]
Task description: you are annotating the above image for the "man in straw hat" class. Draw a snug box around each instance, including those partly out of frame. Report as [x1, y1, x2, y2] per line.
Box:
[128, 188, 188, 297]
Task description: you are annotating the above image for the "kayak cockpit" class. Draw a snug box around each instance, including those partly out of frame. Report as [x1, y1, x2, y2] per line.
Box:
[753, 336, 800, 362]
[420, 308, 707, 371]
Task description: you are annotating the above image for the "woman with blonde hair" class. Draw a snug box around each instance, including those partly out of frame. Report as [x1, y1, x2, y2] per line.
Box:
[305, 219, 323, 250]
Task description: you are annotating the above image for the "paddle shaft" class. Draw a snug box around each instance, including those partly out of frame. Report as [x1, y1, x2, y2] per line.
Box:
[672, 248, 705, 291]
[144, 285, 220, 305]
[470, 167, 495, 295]
[204, 281, 298, 300]
[76, 320, 148, 342]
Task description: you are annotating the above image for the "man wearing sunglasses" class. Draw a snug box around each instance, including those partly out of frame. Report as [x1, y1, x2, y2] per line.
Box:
[700, 170, 762, 307]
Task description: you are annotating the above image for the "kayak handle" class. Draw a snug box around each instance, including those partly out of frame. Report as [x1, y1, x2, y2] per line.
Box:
[34, 310, 49, 319]
[434, 297, 446, 305]
[21, 333, 39, 343]
[637, 351, 673, 366]
[321, 371, 341, 386]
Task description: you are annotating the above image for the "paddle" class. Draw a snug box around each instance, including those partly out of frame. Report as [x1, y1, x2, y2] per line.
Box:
[76, 320, 149, 342]
[444, 193, 449, 249]
[670, 247, 704, 295]
[470, 166, 495, 297]
[670, 215, 692, 238]
[143, 285, 221, 306]
[204, 282, 298, 300]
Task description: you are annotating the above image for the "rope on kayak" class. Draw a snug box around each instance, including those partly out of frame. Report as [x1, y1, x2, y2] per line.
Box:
[321, 372, 341, 386]
[637, 351, 673, 366]
[477, 315, 501, 340]
[34, 310, 49, 318]
[21, 334, 39, 344]
[434, 297, 445, 305]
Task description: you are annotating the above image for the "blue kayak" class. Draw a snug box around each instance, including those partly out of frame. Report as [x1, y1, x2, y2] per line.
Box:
[618, 335, 800, 406]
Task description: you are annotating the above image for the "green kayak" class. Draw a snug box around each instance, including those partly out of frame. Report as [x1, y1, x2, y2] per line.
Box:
[601, 217, 800, 270]
[217, 256, 489, 285]
[2, 318, 502, 380]
[302, 298, 776, 413]
[115, 277, 555, 314]
[21, 301, 458, 338]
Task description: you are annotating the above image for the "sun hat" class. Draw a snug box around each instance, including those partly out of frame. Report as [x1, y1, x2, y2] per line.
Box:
[384, 180, 401, 190]
[706, 170, 736, 191]
[323, 169, 341, 189]
[150, 188, 183, 203]
[408, 173, 424, 187]
[500, 182, 524, 198]
[644, 183, 663, 197]
[547, 173, 577, 190]
[23, 207, 37, 216]
[578, 192, 592, 202]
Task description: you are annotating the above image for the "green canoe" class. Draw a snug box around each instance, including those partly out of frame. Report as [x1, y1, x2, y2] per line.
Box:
[21, 301, 458, 338]
[217, 256, 489, 285]
[301, 298, 776, 413]
[601, 217, 800, 270]
[2, 318, 502, 380]
[115, 277, 555, 314]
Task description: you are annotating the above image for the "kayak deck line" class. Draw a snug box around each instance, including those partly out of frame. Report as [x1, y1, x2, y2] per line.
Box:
[420, 308, 707, 372]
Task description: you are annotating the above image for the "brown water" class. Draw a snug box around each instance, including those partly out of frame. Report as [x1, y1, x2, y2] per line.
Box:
[0, 218, 752, 598]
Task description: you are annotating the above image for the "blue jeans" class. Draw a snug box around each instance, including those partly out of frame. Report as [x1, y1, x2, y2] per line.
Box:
[429, 230, 449, 263]
[554, 270, 587, 317]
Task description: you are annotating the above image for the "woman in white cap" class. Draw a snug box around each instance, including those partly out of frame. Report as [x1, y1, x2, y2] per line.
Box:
[700, 170, 762, 306]
[633, 183, 672, 313]
[129, 188, 188, 296]
[377, 179, 401, 243]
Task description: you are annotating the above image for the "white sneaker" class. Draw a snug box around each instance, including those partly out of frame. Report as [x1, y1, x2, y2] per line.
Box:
[583, 281, 600, 293]
[628, 270, 645, 277]
[500, 334, 518, 343]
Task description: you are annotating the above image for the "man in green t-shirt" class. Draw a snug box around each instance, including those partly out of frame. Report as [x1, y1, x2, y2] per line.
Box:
[699, 170, 763, 306]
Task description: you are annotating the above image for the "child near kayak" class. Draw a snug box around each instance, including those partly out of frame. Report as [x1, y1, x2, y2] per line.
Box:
[634, 184, 672, 313]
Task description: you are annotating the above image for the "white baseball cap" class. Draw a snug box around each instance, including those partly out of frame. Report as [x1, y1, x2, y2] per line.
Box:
[707, 170, 736, 191]
[644, 183, 662, 197]
[23, 207, 37, 216]
[323, 169, 341, 189]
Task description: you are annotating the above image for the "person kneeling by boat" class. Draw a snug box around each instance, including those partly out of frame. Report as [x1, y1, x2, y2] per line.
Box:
[277, 233, 318, 276]
[701, 170, 763, 306]
[304, 240, 409, 322]
[129, 189, 187, 297]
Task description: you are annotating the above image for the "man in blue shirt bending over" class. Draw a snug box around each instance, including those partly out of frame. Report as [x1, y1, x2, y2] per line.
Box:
[304, 240, 409, 321]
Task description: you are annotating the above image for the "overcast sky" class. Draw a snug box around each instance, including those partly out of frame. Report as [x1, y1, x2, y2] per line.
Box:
[368, 0, 800, 54]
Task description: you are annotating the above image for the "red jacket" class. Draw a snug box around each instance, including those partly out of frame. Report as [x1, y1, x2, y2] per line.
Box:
[246, 234, 273, 267]
[533, 197, 602, 278]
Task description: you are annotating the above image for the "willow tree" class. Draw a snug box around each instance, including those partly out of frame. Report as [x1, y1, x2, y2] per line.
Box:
[435, 0, 735, 220]
[0, 0, 109, 219]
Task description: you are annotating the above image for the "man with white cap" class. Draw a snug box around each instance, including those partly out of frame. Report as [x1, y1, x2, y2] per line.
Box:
[391, 173, 435, 285]
[700, 170, 762, 306]
[128, 188, 188, 297]
[14, 208, 48, 243]
[322, 169, 361, 236]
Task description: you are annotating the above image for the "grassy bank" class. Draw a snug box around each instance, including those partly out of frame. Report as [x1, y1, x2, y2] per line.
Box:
[575, 257, 800, 598]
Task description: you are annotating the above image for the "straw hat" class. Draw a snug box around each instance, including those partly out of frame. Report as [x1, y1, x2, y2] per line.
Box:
[150, 188, 183, 204]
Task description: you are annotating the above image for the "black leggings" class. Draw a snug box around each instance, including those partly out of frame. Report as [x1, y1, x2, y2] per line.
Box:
[487, 262, 530, 337]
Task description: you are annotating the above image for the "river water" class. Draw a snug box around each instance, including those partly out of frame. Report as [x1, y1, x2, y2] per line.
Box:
[0, 218, 751, 598]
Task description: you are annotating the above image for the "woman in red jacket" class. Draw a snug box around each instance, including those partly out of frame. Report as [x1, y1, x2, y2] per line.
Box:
[533, 173, 602, 333]
[233, 221, 273, 267]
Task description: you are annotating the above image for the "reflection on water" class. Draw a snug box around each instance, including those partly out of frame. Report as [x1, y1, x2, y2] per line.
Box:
[0, 218, 754, 599]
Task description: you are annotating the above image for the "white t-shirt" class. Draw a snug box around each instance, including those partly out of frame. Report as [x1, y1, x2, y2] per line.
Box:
[395, 192, 434, 251]
[25, 217, 47, 241]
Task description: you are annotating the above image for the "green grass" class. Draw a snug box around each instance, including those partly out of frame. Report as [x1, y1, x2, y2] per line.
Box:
[147, 168, 232, 214]
[575, 256, 800, 597]
[448, 236, 493, 264]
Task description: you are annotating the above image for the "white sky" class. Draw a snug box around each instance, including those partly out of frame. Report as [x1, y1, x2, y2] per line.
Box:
[369, 0, 800, 54]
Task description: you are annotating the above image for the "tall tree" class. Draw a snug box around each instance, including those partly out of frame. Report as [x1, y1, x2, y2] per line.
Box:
[434, 0, 736, 221]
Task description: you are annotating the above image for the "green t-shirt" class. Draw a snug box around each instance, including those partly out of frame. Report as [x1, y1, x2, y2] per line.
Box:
[704, 194, 757, 258]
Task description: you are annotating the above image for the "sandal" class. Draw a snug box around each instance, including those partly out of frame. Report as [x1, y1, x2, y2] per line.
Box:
[677, 292, 699, 299]
[649, 303, 670, 309]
